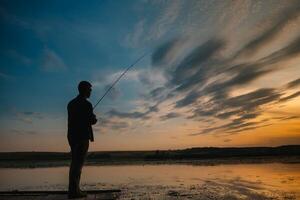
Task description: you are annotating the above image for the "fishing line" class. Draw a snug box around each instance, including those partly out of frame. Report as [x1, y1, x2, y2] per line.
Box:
[93, 52, 149, 110]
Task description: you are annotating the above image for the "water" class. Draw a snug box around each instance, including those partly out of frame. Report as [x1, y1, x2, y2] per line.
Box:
[1, 163, 299, 199]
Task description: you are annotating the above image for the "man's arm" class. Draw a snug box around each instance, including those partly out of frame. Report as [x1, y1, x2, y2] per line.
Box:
[87, 102, 97, 125]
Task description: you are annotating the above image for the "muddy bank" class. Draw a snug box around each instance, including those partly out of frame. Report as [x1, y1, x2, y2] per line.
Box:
[1, 182, 297, 200]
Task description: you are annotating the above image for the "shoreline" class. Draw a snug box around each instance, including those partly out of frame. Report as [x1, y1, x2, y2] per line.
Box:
[1, 155, 299, 168]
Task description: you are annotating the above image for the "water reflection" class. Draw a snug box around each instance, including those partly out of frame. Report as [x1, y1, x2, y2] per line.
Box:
[0, 163, 299, 199]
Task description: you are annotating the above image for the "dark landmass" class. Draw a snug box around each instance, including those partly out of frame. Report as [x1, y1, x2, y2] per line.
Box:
[0, 145, 299, 168]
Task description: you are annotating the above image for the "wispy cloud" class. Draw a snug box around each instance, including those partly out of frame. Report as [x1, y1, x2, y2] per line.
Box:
[286, 78, 300, 89]
[124, 0, 183, 48]
[146, 0, 182, 40]
[41, 48, 67, 72]
[14, 111, 44, 124]
[7, 49, 32, 65]
[107, 103, 159, 120]
[0, 72, 14, 80]
[2, 0, 300, 150]
[124, 20, 145, 48]
[94, 117, 130, 134]
[234, 3, 300, 59]
[0, 6, 30, 29]
[160, 112, 181, 121]
[138, 1, 300, 136]
[11, 129, 37, 135]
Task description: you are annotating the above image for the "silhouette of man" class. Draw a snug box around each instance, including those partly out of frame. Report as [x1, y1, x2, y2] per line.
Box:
[67, 81, 97, 199]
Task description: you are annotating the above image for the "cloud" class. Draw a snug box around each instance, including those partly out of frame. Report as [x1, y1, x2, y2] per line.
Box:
[108, 109, 142, 119]
[109, 1, 300, 138]
[0, 72, 14, 80]
[171, 39, 224, 85]
[286, 78, 300, 89]
[186, 38, 300, 103]
[277, 115, 300, 121]
[102, 84, 121, 101]
[151, 38, 225, 91]
[21, 111, 44, 119]
[99, 1, 300, 137]
[257, 35, 300, 65]
[148, 87, 165, 99]
[93, 69, 141, 87]
[100, 117, 129, 130]
[110, 121, 129, 130]
[14, 111, 44, 124]
[154, 34, 300, 106]
[137, 68, 167, 87]
[234, 4, 300, 58]
[191, 119, 269, 136]
[160, 112, 181, 121]
[151, 37, 182, 67]
[124, 0, 183, 48]
[107, 103, 159, 119]
[188, 88, 281, 133]
[146, 0, 182, 41]
[223, 89, 281, 112]
[0, 6, 30, 29]
[10, 129, 37, 135]
[175, 90, 201, 108]
[92, 68, 167, 103]
[146, 30, 300, 133]
[8, 49, 32, 65]
[225, 123, 272, 135]
[106, 109, 147, 119]
[94, 117, 130, 133]
[185, 88, 282, 134]
[279, 91, 300, 103]
[124, 20, 145, 48]
[41, 48, 67, 72]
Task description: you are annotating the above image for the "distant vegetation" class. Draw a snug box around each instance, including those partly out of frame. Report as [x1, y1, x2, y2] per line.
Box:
[0, 145, 299, 168]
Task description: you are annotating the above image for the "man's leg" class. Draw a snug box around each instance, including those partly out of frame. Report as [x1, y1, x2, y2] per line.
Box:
[68, 143, 78, 194]
[75, 140, 89, 193]
[68, 140, 89, 195]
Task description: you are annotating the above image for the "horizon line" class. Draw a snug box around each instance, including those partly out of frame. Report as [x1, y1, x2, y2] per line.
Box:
[1, 144, 299, 153]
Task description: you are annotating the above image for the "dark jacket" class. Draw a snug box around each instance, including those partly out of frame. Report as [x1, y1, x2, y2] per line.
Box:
[67, 95, 97, 143]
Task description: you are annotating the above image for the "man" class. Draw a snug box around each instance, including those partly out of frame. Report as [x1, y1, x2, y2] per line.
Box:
[67, 81, 97, 199]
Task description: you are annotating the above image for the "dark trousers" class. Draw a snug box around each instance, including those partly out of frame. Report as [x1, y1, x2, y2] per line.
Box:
[68, 138, 89, 193]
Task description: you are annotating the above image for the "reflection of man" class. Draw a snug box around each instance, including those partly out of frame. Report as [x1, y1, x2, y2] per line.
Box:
[67, 81, 97, 199]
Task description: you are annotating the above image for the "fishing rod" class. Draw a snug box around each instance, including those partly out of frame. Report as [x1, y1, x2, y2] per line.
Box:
[93, 52, 149, 110]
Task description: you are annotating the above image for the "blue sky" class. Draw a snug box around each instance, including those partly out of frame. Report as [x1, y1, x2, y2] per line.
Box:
[1, 0, 300, 151]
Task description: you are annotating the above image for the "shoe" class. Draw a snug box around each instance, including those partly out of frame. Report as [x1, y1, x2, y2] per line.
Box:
[78, 190, 87, 197]
[68, 191, 87, 199]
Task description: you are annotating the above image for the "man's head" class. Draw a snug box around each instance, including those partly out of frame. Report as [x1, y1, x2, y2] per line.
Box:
[78, 81, 92, 98]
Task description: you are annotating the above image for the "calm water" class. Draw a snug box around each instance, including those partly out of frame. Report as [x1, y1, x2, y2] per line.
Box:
[0, 163, 300, 199]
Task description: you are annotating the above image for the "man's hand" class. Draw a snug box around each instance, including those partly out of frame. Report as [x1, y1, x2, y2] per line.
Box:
[91, 114, 97, 125]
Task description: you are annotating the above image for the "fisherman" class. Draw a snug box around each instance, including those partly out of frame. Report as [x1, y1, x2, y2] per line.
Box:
[66, 53, 146, 198]
[67, 81, 97, 199]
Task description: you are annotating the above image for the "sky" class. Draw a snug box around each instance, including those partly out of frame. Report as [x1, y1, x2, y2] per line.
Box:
[0, 0, 300, 152]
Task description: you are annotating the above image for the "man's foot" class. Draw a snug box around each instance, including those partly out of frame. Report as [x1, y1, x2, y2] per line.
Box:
[68, 190, 87, 199]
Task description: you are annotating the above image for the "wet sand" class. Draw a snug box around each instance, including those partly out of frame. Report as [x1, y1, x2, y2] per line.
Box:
[0, 183, 297, 200]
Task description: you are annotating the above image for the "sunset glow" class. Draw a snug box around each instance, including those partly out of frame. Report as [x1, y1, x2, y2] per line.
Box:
[0, 0, 300, 152]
